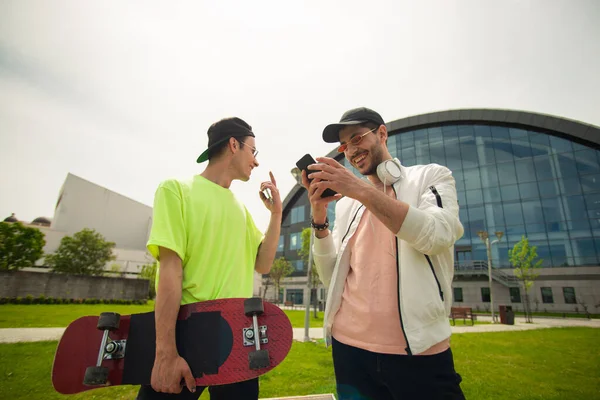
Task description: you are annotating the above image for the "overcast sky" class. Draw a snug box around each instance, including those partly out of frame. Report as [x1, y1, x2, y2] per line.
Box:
[1, 0, 599, 231]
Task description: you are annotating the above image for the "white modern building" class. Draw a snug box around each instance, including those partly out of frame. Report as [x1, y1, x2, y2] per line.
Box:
[5, 173, 154, 277]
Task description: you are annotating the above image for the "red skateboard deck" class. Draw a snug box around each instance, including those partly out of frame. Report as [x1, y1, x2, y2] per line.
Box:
[52, 298, 293, 394]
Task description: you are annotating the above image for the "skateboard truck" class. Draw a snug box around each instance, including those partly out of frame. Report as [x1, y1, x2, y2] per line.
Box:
[83, 312, 122, 386]
[243, 325, 268, 347]
[243, 298, 270, 370]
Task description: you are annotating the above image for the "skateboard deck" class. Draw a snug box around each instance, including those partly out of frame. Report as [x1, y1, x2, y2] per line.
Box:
[52, 298, 293, 395]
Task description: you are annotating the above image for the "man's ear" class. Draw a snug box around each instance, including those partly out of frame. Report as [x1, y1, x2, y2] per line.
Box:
[229, 137, 238, 152]
[378, 125, 388, 142]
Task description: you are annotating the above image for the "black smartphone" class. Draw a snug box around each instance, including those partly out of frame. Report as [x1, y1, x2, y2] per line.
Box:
[295, 154, 338, 198]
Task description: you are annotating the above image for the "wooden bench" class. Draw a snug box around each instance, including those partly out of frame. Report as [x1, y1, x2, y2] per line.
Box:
[450, 306, 475, 326]
[284, 300, 295, 309]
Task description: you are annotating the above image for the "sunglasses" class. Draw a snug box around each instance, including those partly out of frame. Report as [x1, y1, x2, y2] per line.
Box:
[337, 127, 378, 153]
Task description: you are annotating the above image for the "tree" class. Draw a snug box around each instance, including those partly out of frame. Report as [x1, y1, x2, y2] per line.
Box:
[576, 297, 591, 320]
[261, 275, 272, 300]
[0, 221, 46, 271]
[268, 257, 293, 304]
[509, 236, 543, 323]
[299, 227, 322, 317]
[139, 261, 157, 299]
[46, 228, 116, 276]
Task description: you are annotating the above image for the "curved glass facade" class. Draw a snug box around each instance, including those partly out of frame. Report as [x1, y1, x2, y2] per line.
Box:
[339, 125, 600, 268]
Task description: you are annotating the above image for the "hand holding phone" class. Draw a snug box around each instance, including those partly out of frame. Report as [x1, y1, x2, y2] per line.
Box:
[295, 154, 338, 198]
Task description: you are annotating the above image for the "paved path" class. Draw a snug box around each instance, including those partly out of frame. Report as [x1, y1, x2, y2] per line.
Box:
[1, 317, 598, 344]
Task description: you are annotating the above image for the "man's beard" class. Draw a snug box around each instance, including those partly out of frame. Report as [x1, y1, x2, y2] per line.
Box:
[361, 145, 385, 177]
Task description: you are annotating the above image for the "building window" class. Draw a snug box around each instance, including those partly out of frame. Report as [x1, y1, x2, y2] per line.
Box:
[481, 287, 490, 302]
[286, 288, 304, 304]
[563, 287, 577, 304]
[510, 287, 521, 303]
[453, 287, 463, 302]
[293, 260, 304, 271]
[290, 232, 301, 250]
[541, 287, 554, 304]
[291, 206, 305, 224]
[277, 235, 284, 252]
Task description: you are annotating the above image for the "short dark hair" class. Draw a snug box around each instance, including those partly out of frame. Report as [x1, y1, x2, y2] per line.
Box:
[208, 136, 251, 161]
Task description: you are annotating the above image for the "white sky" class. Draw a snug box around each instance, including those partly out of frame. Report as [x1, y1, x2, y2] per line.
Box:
[1, 0, 599, 231]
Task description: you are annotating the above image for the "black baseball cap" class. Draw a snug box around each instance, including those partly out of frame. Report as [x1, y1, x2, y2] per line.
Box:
[196, 117, 255, 163]
[322, 107, 385, 143]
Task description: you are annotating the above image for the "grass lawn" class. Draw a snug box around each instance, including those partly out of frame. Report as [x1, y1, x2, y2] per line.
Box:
[1, 328, 598, 399]
[0, 304, 485, 329]
[0, 303, 155, 328]
[473, 310, 600, 319]
[0, 303, 324, 329]
[282, 310, 324, 328]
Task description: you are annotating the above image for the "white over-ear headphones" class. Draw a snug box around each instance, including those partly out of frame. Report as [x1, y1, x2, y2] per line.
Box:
[376, 159, 403, 186]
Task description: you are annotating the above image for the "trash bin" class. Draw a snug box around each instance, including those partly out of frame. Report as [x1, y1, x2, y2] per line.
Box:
[499, 305, 514, 325]
[318, 301, 326, 312]
[506, 307, 515, 325]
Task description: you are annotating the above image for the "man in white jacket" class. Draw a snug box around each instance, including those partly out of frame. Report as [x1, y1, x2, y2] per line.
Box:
[302, 107, 465, 399]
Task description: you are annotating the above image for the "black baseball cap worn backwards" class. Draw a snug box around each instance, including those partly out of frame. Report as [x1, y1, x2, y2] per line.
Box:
[197, 117, 255, 163]
[322, 107, 385, 143]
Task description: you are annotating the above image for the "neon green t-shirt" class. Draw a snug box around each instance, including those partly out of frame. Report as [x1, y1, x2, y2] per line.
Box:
[147, 175, 264, 305]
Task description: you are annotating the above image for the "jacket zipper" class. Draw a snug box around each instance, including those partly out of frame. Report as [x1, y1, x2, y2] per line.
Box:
[427, 185, 444, 301]
[392, 185, 412, 355]
[425, 255, 444, 301]
[341, 205, 364, 244]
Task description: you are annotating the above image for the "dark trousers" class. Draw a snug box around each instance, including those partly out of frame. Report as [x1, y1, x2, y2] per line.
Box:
[332, 337, 465, 400]
[136, 378, 259, 400]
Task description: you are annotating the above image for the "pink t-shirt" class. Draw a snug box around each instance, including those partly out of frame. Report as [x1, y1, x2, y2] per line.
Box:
[332, 184, 449, 355]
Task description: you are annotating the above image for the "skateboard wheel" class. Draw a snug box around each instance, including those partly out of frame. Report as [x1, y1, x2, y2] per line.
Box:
[244, 298, 264, 316]
[83, 366, 109, 385]
[97, 312, 120, 331]
[248, 349, 270, 369]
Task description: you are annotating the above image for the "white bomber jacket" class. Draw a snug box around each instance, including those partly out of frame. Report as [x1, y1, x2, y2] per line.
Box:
[313, 159, 464, 355]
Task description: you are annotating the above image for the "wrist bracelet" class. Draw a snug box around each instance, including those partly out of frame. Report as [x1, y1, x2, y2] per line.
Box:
[311, 216, 329, 231]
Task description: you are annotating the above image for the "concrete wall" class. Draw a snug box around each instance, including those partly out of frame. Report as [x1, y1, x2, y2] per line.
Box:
[0, 271, 149, 300]
[106, 248, 155, 277]
[453, 266, 600, 313]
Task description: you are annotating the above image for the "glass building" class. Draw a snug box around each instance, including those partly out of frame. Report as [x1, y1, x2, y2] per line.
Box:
[272, 109, 600, 311]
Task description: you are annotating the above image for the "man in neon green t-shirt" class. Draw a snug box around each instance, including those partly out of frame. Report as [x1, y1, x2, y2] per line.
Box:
[136, 117, 282, 400]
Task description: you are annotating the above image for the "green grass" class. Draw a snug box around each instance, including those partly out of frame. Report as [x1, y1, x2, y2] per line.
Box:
[0, 303, 156, 328]
[451, 328, 600, 399]
[281, 310, 324, 328]
[473, 310, 600, 319]
[0, 303, 320, 329]
[0, 304, 486, 329]
[451, 319, 490, 326]
[1, 328, 598, 399]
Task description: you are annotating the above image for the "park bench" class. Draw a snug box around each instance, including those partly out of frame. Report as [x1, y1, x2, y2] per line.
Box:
[450, 306, 475, 326]
[284, 300, 295, 309]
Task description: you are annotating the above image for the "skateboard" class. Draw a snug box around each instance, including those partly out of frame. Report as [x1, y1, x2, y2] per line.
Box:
[52, 297, 293, 395]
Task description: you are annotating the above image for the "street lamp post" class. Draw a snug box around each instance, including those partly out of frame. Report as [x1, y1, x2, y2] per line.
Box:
[477, 230, 504, 323]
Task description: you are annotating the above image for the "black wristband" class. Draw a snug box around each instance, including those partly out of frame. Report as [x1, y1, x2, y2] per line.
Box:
[311, 216, 329, 231]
